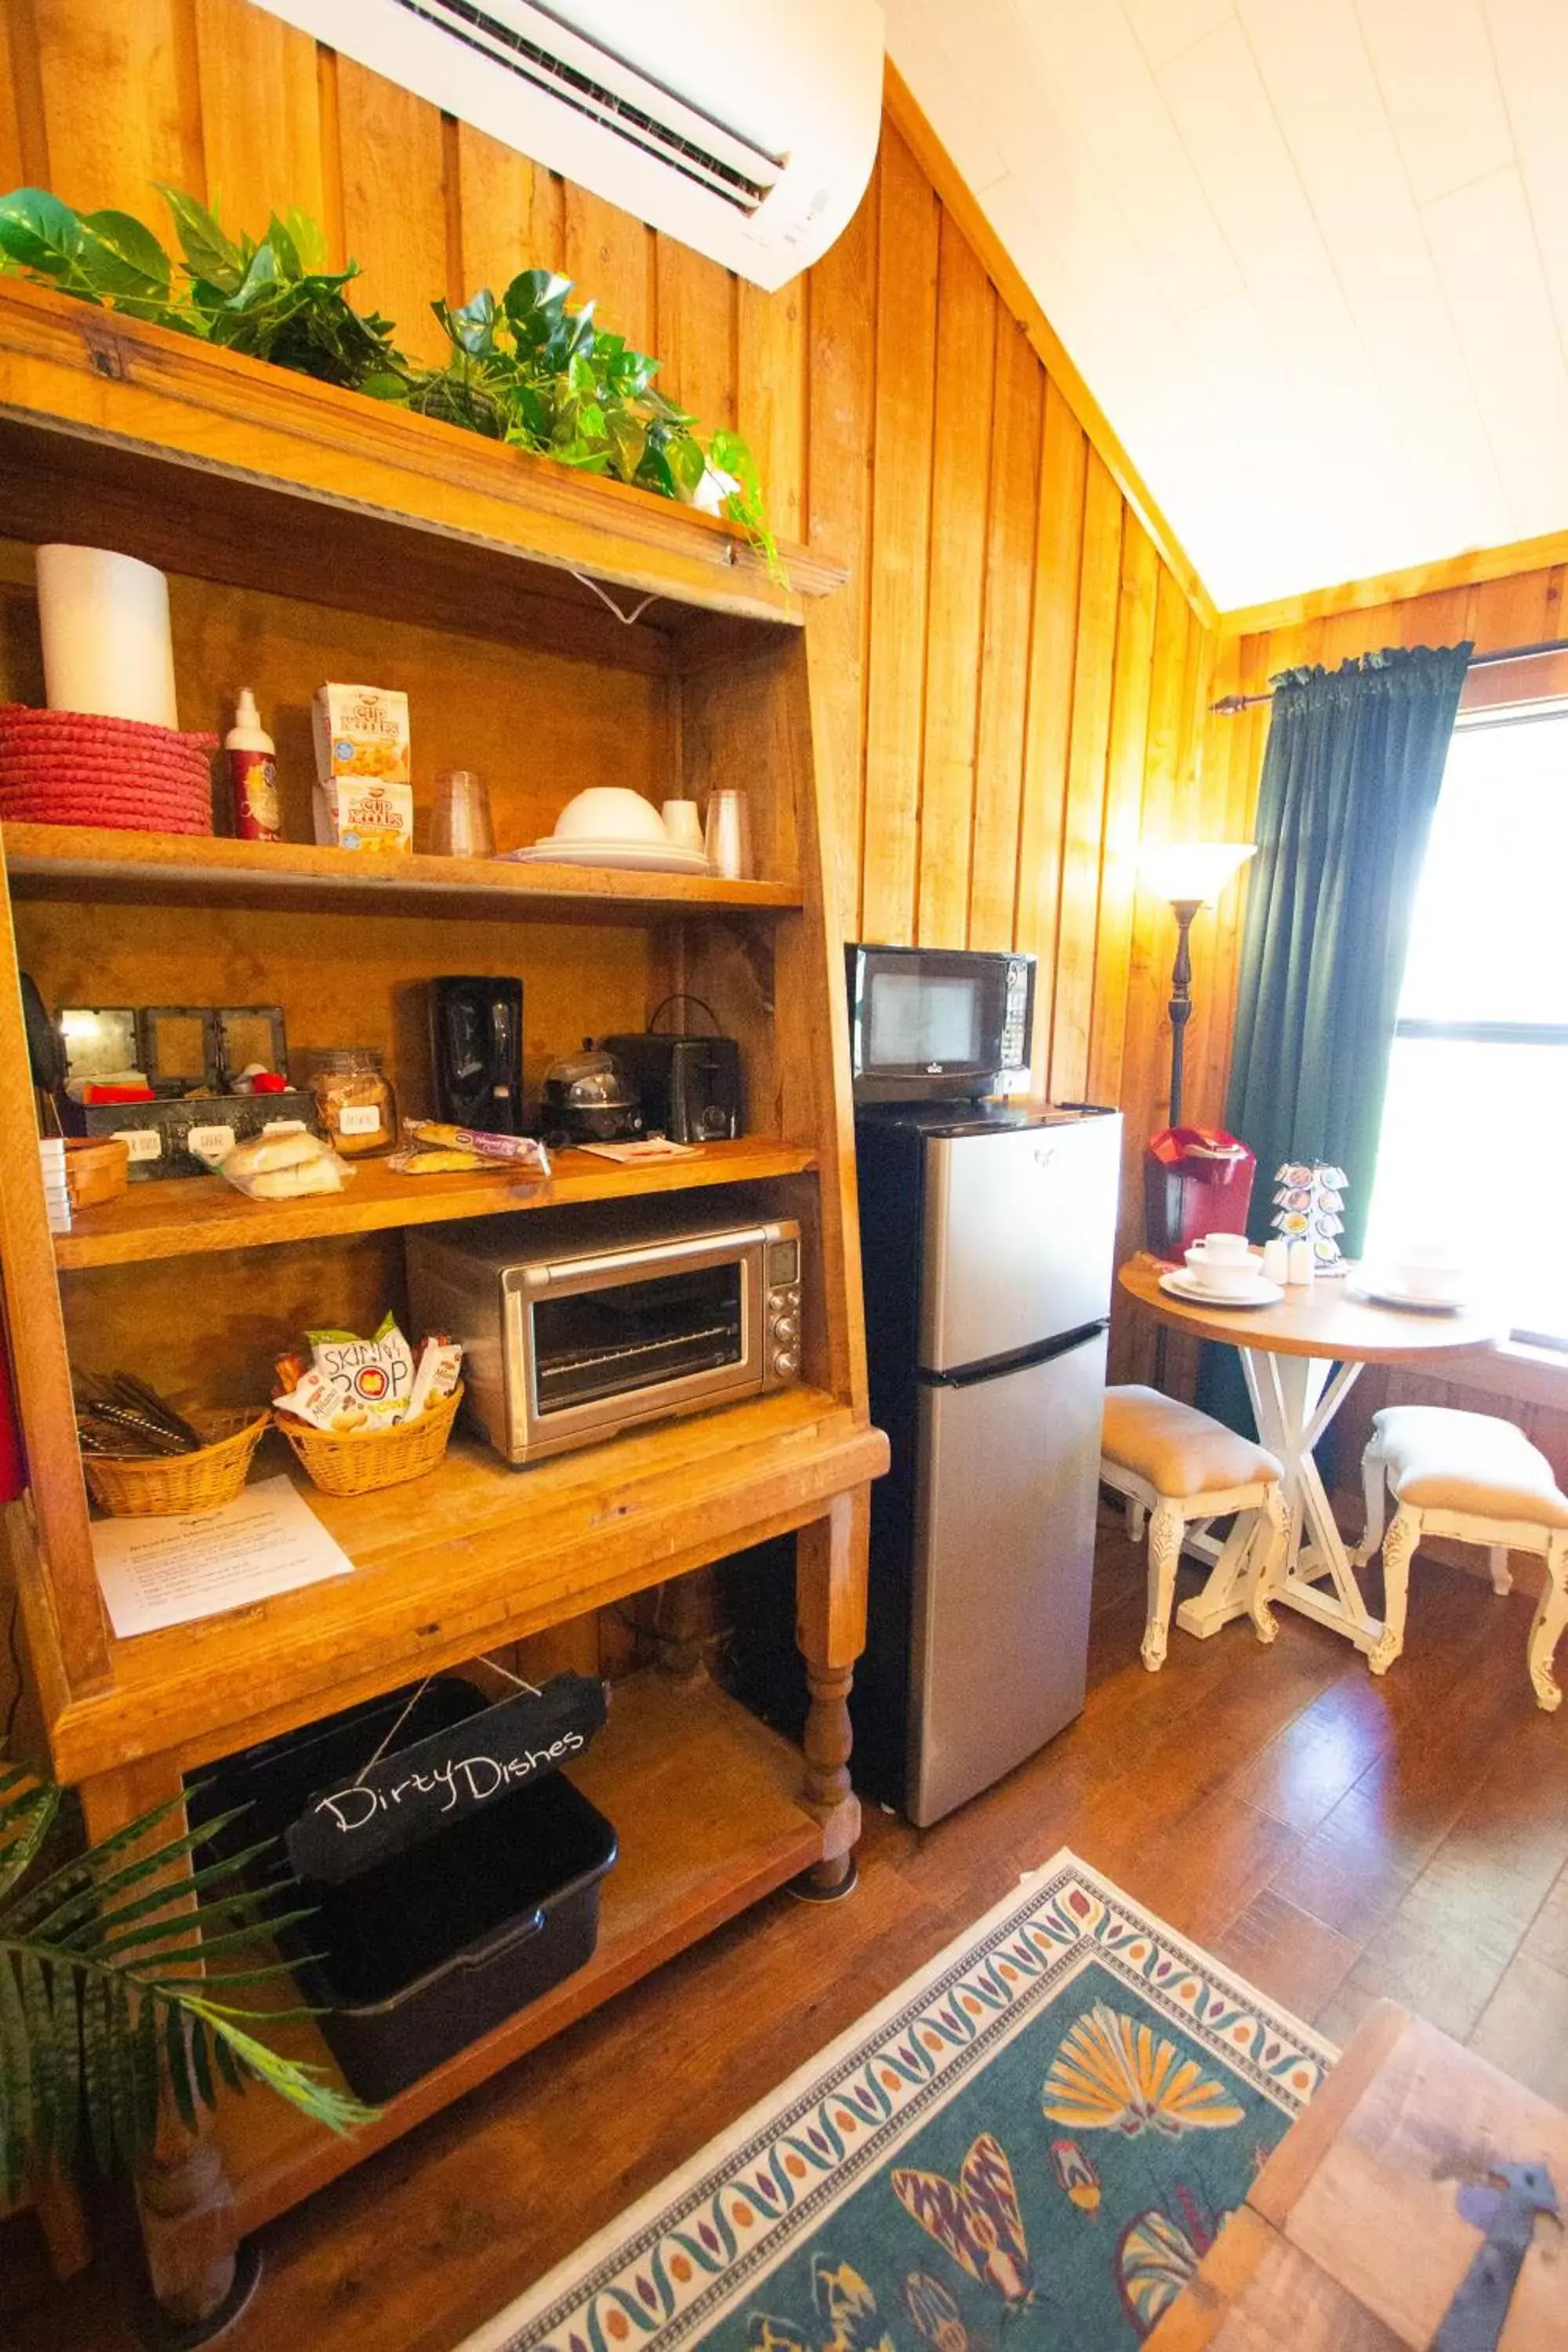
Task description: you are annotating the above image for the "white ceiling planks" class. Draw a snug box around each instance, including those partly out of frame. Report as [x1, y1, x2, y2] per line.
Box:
[884, 0, 1568, 608]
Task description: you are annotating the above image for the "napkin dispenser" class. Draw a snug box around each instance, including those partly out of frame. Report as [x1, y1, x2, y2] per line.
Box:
[1145, 1125, 1255, 1261]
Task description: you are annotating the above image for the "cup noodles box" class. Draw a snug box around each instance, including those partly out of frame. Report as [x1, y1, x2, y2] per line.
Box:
[312, 684, 413, 854]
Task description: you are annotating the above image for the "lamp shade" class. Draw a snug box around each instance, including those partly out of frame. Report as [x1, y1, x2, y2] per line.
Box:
[1142, 840, 1255, 907]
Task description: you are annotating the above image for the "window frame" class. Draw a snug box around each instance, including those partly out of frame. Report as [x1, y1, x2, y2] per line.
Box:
[1379, 698, 1568, 1356]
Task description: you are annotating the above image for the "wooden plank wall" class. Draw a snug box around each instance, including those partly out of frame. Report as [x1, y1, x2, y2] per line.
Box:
[1207, 556, 1568, 1490]
[0, 0, 1233, 1343]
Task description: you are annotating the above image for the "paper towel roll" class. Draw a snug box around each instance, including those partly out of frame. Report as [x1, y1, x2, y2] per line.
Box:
[35, 544, 180, 729]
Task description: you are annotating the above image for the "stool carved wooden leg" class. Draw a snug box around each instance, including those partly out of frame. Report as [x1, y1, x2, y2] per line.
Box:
[1368, 1504, 1420, 1676]
[1249, 1487, 1287, 1646]
[1142, 1501, 1184, 1673]
[795, 1489, 867, 1894]
[1528, 1532, 1568, 1712]
[1487, 1546, 1514, 1598]
[81, 1757, 243, 2334]
[1350, 1439, 1388, 1570]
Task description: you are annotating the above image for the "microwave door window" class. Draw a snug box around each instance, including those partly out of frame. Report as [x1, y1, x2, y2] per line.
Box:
[868, 973, 981, 1069]
[530, 1262, 745, 1414]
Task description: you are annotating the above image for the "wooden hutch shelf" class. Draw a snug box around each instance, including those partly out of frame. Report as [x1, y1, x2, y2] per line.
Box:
[0, 278, 845, 630]
[2, 824, 804, 920]
[0, 269, 880, 2329]
[53, 1137, 817, 1269]
[216, 1668, 822, 2234]
[35, 1390, 884, 1785]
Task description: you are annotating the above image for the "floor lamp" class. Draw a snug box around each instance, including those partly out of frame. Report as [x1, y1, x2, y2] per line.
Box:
[1140, 842, 1256, 1126]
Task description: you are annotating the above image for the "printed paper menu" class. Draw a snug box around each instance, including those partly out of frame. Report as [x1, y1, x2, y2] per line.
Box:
[91, 1475, 354, 1636]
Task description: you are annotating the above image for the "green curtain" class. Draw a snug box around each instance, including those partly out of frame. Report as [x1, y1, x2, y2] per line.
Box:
[1202, 643, 1470, 1434]
[1226, 643, 1472, 1254]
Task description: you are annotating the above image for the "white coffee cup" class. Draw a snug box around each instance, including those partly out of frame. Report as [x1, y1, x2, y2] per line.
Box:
[1198, 1231, 1250, 1264]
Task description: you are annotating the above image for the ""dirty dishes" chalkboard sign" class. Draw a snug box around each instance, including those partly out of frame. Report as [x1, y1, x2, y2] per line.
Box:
[284, 1672, 608, 1883]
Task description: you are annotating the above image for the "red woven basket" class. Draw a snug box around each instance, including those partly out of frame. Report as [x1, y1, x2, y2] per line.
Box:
[0, 706, 216, 833]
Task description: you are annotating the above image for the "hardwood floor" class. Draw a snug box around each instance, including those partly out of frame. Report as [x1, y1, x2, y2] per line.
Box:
[5, 1510, 1568, 2350]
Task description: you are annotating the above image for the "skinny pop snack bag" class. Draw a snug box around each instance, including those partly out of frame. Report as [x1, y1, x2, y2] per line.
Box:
[303, 1312, 415, 1432]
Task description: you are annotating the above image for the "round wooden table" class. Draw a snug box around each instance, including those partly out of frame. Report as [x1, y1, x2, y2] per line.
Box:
[1117, 1254, 1504, 1658]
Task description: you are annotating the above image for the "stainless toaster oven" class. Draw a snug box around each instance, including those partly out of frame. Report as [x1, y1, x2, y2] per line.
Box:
[405, 1209, 803, 1466]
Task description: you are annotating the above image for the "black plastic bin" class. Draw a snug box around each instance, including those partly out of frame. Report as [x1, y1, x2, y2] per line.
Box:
[189, 1678, 618, 2103]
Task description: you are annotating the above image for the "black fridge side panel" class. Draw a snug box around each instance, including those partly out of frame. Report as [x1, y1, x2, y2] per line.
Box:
[847, 1118, 927, 1810]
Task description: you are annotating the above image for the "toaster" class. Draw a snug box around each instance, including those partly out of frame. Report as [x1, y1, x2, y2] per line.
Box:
[601, 1031, 742, 1144]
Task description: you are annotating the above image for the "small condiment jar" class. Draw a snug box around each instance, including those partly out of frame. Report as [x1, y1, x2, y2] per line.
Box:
[304, 1047, 397, 1158]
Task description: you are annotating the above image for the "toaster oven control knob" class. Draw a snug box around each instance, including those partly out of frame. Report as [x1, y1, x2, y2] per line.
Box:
[772, 1314, 799, 1343]
[773, 1348, 800, 1377]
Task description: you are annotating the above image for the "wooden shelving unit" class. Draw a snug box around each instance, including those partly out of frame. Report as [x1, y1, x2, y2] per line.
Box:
[54, 1137, 817, 1269]
[4, 824, 805, 919]
[216, 1669, 822, 2234]
[0, 278, 884, 2328]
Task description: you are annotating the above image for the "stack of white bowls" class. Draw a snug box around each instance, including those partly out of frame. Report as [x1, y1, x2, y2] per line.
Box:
[1181, 1232, 1261, 1298]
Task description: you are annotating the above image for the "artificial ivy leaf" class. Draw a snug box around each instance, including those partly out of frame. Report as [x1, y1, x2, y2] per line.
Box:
[79, 209, 172, 299]
[0, 187, 84, 278]
[264, 211, 302, 279]
[668, 433, 708, 495]
[154, 184, 245, 293]
[437, 286, 496, 358]
[605, 409, 646, 482]
[359, 371, 411, 401]
[229, 238, 282, 311]
[285, 207, 328, 272]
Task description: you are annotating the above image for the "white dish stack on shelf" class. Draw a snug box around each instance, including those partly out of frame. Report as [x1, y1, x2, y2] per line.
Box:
[503, 786, 710, 875]
[38, 1137, 71, 1234]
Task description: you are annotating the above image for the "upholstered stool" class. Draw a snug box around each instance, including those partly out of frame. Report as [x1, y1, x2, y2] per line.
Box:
[1352, 1404, 1568, 1708]
[1101, 1385, 1287, 1672]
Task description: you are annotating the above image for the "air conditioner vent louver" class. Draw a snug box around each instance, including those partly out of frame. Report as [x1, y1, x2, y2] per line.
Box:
[252, 0, 883, 292]
[393, 0, 776, 214]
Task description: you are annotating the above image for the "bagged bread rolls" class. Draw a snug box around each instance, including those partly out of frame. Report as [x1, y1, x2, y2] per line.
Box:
[248, 1155, 349, 1198]
[218, 1126, 353, 1199]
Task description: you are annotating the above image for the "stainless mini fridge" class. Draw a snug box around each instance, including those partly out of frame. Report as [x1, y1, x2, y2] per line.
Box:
[853, 1102, 1122, 1825]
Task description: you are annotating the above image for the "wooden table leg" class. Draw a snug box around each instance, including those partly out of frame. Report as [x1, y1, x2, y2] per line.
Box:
[80, 1756, 241, 2333]
[795, 1488, 867, 1895]
[1241, 1350, 1382, 1652]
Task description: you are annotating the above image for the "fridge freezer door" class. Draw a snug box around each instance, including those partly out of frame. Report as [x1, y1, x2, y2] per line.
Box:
[908, 1326, 1106, 1827]
[919, 1114, 1122, 1373]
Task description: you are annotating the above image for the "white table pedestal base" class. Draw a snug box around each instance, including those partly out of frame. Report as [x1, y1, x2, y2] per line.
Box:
[1174, 1347, 1383, 1655]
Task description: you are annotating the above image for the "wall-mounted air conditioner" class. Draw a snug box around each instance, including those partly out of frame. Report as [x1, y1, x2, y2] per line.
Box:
[256, 0, 885, 292]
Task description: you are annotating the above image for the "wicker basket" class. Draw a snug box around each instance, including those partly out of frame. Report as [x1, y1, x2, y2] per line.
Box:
[83, 1407, 270, 1518]
[275, 1384, 463, 1499]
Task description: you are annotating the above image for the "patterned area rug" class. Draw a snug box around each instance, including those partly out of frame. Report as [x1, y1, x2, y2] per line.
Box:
[462, 1850, 1337, 2352]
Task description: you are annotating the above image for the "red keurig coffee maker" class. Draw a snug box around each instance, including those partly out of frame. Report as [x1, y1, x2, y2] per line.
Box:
[1145, 1125, 1255, 1261]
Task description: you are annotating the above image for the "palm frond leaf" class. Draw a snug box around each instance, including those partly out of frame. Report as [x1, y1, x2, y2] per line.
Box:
[0, 1765, 378, 2192]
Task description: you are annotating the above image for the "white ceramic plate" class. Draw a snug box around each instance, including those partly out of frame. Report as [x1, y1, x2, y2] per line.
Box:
[1349, 1277, 1469, 1314]
[499, 839, 710, 874]
[1160, 1269, 1284, 1310]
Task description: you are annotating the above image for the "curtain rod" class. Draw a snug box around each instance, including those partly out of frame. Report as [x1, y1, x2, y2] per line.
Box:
[1210, 633, 1568, 714]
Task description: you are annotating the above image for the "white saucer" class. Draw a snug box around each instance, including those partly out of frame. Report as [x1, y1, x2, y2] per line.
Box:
[1349, 1277, 1469, 1314]
[1160, 1269, 1284, 1309]
[501, 838, 710, 874]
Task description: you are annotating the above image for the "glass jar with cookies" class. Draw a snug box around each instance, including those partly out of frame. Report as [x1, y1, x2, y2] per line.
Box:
[304, 1047, 398, 1158]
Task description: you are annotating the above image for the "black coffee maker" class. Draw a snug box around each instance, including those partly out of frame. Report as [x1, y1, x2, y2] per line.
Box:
[430, 977, 524, 1132]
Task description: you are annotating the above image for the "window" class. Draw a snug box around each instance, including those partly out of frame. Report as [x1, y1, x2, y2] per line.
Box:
[1365, 704, 1568, 1348]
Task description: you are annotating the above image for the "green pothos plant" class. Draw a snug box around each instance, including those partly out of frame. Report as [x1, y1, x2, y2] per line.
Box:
[0, 1759, 372, 2202]
[0, 183, 782, 582]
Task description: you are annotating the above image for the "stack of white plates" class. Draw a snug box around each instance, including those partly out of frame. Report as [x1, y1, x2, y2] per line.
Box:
[499, 784, 711, 875]
[1351, 1270, 1471, 1312]
[1159, 1268, 1283, 1309]
[502, 840, 709, 873]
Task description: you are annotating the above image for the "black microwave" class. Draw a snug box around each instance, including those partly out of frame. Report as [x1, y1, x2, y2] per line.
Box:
[845, 945, 1035, 1103]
